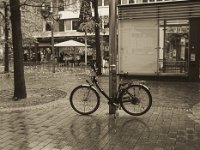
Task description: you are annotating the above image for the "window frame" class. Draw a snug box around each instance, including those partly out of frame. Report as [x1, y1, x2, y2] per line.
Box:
[71, 19, 79, 31]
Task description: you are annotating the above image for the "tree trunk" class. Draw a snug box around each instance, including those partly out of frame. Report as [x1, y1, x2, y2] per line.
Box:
[4, 2, 9, 73]
[10, 0, 27, 99]
[93, 0, 102, 75]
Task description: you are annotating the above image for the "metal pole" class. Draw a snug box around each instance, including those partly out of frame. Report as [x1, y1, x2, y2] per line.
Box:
[51, 20, 56, 73]
[163, 20, 166, 73]
[109, 0, 118, 114]
[85, 30, 87, 67]
[34, 42, 38, 68]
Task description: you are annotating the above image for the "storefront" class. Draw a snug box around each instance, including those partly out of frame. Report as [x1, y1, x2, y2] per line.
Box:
[118, 1, 200, 81]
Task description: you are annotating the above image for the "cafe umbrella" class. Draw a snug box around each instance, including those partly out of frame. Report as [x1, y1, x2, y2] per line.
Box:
[54, 40, 90, 66]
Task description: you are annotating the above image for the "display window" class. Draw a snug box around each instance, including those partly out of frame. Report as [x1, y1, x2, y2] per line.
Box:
[159, 20, 189, 73]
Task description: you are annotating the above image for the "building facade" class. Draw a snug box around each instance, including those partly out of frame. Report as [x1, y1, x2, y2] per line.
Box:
[2, 0, 197, 80]
[118, 0, 200, 81]
[36, 0, 181, 63]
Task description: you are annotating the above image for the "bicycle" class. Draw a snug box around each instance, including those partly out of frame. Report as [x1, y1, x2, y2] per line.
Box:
[69, 62, 152, 116]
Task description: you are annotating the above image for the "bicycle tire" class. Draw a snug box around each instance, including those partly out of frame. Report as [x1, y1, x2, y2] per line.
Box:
[120, 84, 152, 116]
[70, 85, 100, 115]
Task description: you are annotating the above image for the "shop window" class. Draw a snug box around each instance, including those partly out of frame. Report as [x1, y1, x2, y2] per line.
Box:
[159, 20, 189, 73]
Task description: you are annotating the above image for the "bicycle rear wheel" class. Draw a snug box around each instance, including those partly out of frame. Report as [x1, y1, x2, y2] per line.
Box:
[120, 84, 152, 116]
[70, 85, 100, 115]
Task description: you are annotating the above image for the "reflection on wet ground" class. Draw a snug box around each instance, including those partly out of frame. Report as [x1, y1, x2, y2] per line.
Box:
[1, 72, 200, 149]
[68, 116, 150, 150]
[1, 72, 200, 109]
[1, 103, 200, 150]
[147, 81, 200, 108]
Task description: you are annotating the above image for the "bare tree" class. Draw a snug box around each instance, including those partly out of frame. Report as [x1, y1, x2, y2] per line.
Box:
[0, 1, 10, 73]
[78, 0, 101, 74]
[10, 0, 27, 99]
[21, 1, 43, 46]
[92, 0, 101, 75]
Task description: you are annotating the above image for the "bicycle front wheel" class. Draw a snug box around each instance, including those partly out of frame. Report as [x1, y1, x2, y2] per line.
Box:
[120, 84, 152, 116]
[70, 85, 100, 115]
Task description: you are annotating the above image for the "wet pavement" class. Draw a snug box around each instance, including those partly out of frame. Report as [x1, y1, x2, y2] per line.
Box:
[0, 69, 200, 150]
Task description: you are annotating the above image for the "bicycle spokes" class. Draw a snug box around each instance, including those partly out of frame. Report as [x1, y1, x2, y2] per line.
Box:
[81, 89, 95, 111]
[120, 85, 152, 116]
[70, 86, 100, 115]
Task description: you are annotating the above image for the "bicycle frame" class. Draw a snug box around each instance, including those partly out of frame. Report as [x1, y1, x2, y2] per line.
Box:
[86, 62, 150, 105]
[86, 76, 112, 102]
[86, 63, 119, 102]
[86, 75, 132, 106]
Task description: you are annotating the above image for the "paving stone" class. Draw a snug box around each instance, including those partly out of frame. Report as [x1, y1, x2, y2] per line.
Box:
[1, 72, 200, 150]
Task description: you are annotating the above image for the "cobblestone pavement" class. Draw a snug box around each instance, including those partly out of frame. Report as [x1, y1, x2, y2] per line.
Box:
[0, 70, 200, 150]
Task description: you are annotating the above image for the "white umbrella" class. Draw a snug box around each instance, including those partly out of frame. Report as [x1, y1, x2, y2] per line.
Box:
[55, 40, 90, 67]
[54, 40, 89, 47]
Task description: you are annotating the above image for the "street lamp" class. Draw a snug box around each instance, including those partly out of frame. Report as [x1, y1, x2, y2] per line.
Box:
[40, 2, 61, 73]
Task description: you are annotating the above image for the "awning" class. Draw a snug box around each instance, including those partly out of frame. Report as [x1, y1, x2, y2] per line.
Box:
[38, 43, 51, 47]
[118, 1, 200, 20]
[33, 30, 109, 38]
